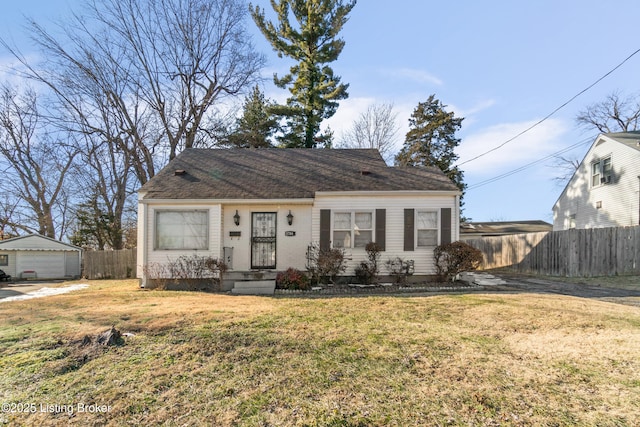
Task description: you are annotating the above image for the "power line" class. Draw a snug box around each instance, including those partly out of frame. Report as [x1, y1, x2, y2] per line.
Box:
[456, 47, 640, 168]
[466, 135, 595, 190]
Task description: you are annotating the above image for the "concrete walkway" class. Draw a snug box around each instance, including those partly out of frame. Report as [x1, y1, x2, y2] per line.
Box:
[0, 282, 88, 302]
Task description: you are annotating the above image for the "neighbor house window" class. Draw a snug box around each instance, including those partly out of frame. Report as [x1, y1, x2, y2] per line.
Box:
[155, 210, 208, 250]
[333, 211, 373, 248]
[592, 157, 612, 187]
[416, 211, 438, 247]
[0, 254, 7, 266]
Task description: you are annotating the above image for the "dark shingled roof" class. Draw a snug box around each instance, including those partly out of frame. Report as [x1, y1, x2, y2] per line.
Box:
[139, 148, 459, 200]
[605, 131, 640, 152]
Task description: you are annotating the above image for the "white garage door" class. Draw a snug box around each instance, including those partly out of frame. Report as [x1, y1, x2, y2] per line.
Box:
[16, 252, 66, 279]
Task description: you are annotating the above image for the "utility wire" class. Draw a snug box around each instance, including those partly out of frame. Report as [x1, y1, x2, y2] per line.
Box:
[466, 135, 595, 190]
[456, 47, 640, 168]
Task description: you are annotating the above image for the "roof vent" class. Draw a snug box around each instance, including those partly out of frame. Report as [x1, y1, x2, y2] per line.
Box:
[174, 169, 186, 176]
[360, 170, 371, 176]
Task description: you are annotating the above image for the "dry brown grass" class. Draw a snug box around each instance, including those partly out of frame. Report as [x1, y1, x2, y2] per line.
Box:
[1, 280, 639, 426]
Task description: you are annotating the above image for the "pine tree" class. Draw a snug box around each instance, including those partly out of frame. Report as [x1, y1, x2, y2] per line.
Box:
[227, 85, 278, 148]
[250, 0, 356, 148]
[395, 95, 467, 211]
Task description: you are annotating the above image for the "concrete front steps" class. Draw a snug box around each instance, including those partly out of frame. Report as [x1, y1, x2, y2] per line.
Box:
[223, 271, 277, 295]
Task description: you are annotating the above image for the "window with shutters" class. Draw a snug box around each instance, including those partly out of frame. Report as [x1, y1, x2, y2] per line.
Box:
[416, 211, 438, 247]
[332, 211, 373, 248]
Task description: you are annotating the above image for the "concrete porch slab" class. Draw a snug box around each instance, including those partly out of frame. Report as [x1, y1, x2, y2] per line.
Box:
[232, 280, 276, 295]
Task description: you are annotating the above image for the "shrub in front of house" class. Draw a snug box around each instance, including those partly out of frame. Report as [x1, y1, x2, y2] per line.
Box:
[306, 243, 347, 285]
[354, 242, 382, 285]
[276, 268, 310, 290]
[143, 255, 227, 291]
[385, 257, 414, 284]
[434, 241, 483, 282]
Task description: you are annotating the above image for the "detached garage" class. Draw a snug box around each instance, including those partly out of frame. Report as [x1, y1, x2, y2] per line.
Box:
[0, 234, 82, 280]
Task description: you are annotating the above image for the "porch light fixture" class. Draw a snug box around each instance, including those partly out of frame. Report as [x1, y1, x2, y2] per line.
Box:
[287, 210, 294, 226]
[234, 210, 240, 226]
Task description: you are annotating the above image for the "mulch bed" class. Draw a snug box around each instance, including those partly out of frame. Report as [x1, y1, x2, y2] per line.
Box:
[275, 281, 480, 295]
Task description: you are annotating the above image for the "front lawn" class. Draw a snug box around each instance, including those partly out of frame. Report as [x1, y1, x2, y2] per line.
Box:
[1, 280, 639, 426]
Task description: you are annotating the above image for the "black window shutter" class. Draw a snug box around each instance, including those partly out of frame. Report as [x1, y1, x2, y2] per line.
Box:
[375, 209, 386, 251]
[441, 208, 452, 245]
[320, 209, 331, 251]
[404, 209, 414, 251]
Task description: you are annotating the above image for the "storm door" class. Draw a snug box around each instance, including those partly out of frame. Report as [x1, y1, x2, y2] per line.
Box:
[251, 212, 277, 269]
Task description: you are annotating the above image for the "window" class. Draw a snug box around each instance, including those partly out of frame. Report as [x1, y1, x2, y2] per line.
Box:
[569, 214, 576, 229]
[0, 254, 7, 266]
[592, 157, 612, 187]
[416, 211, 438, 247]
[332, 211, 373, 248]
[155, 210, 208, 250]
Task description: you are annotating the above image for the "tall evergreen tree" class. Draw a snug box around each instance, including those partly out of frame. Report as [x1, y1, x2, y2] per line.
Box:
[250, 0, 356, 148]
[227, 85, 278, 148]
[395, 95, 467, 212]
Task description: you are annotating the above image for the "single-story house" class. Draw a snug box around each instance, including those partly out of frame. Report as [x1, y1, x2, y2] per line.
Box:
[553, 131, 640, 230]
[0, 234, 82, 279]
[136, 148, 461, 289]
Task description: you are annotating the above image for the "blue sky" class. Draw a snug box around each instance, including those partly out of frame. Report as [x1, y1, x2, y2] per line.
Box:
[2, 1, 640, 223]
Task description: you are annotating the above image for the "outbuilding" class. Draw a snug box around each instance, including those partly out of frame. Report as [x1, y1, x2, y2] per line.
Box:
[0, 234, 82, 280]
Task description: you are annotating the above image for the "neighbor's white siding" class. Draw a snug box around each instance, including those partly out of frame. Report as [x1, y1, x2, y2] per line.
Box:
[313, 193, 459, 275]
[553, 137, 640, 230]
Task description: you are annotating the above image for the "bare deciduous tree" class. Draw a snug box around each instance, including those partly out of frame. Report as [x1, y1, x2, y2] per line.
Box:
[0, 85, 78, 239]
[1, 0, 263, 244]
[339, 102, 399, 162]
[576, 91, 640, 133]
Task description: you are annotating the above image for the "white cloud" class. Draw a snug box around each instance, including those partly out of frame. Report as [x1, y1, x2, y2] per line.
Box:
[457, 118, 569, 176]
[382, 67, 443, 86]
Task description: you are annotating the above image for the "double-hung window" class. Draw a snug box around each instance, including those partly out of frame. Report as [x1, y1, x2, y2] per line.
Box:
[592, 157, 612, 187]
[416, 211, 438, 247]
[155, 210, 209, 250]
[0, 254, 7, 266]
[333, 211, 373, 248]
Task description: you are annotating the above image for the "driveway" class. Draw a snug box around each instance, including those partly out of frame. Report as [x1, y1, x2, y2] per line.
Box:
[495, 274, 640, 307]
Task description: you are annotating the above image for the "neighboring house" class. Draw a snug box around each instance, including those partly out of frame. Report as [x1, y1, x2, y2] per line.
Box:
[553, 131, 640, 231]
[0, 234, 82, 279]
[460, 220, 552, 240]
[137, 149, 461, 288]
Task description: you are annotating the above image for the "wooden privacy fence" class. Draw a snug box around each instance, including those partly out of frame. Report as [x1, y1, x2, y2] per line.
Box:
[83, 249, 137, 279]
[464, 226, 640, 277]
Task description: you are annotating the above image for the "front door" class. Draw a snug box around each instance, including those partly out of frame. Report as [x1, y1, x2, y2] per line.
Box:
[251, 212, 277, 269]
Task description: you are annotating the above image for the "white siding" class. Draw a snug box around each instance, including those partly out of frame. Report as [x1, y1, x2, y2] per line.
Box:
[222, 204, 312, 271]
[313, 194, 459, 275]
[553, 137, 640, 230]
[138, 201, 313, 276]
